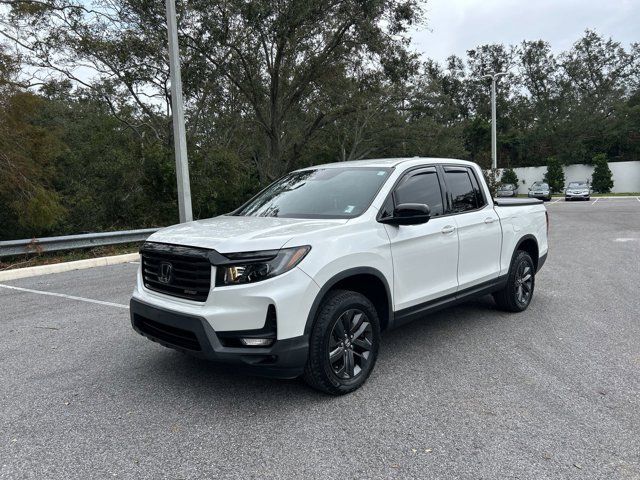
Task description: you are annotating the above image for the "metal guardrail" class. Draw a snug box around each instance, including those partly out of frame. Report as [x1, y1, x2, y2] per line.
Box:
[0, 228, 159, 257]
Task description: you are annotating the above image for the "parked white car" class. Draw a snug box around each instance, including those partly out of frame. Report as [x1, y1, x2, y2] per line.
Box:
[131, 158, 549, 394]
[497, 183, 518, 197]
[528, 181, 552, 201]
[565, 181, 591, 201]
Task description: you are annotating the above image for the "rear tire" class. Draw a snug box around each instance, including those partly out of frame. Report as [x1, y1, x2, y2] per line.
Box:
[303, 290, 380, 395]
[493, 250, 536, 312]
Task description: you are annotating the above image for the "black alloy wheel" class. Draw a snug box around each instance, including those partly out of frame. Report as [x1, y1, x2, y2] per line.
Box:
[303, 290, 380, 395]
[493, 250, 536, 312]
[514, 261, 533, 307]
[328, 309, 373, 379]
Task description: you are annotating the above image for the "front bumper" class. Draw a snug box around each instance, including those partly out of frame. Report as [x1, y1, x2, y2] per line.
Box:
[529, 192, 550, 199]
[133, 263, 319, 340]
[565, 192, 589, 199]
[130, 298, 309, 378]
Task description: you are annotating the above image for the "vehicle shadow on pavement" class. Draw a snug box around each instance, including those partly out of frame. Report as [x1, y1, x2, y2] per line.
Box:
[382, 296, 502, 344]
[128, 294, 507, 405]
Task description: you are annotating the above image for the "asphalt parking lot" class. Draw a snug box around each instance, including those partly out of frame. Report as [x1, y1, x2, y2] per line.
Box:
[1, 197, 639, 479]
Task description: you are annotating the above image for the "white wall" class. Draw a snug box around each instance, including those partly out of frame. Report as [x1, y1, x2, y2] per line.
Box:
[505, 161, 640, 194]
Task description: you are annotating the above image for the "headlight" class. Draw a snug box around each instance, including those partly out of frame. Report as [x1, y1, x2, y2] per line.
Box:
[215, 246, 311, 286]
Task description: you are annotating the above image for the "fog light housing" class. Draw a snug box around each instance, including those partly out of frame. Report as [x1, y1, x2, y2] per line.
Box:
[240, 338, 274, 347]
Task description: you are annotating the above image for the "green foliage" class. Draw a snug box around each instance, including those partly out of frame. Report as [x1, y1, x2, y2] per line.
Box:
[190, 148, 254, 218]
[0, 87, 67, 239]
[544, 157, 565, 193]
[13, 186, 66, 231]
[0, 18, 639, 240]
[500, 168, 519, 186]
[483, 168, 501, 198]
[591, 153, 614, 193]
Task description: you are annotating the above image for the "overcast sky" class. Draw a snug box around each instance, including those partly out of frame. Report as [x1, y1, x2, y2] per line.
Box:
[410, 0, 640, 64]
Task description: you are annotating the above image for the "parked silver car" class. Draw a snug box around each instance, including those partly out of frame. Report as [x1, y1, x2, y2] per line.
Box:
[497, 183, 518, 197]
[565, 181, 591, 201]
[528, 181, 552, 201]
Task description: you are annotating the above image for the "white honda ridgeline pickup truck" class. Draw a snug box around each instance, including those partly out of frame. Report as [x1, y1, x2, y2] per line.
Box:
[131, 158, 548, 394]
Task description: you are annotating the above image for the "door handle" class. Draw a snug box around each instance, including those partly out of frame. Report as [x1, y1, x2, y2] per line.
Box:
[441, 225, 456, 234]
[484, 217, 495, 224]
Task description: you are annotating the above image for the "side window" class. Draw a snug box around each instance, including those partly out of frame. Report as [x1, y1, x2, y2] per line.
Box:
[444, 169, 478, 213]
[468, 169, 486, 208]
[393, 169, 444, 216]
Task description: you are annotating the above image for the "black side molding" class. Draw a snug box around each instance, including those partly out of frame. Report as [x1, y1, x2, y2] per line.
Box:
[392, 275, 508, 328]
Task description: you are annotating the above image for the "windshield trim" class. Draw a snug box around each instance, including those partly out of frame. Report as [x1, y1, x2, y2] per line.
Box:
[229, 166, 395, 220]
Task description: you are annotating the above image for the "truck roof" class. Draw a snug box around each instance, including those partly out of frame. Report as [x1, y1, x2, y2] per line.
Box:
[297, 157, 478, 170]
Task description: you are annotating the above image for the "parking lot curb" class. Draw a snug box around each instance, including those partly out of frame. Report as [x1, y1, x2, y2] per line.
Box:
[0, 253, 140, 281]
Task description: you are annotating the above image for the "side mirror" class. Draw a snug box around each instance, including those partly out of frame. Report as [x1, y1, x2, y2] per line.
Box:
[380, 203, 431, 226]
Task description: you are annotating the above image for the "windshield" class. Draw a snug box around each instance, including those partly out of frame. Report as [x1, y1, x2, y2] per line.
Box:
[532, 182, 549, 189]
[569, 182, 588, 188]
[499, 184, 515, 190]
[233, 167, 392, 219]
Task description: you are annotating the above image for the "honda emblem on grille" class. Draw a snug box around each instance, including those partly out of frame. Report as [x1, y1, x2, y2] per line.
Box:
[158, 261, 174, 284]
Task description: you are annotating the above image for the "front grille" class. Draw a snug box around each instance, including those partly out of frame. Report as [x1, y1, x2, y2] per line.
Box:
[133, 314, 201, 351]
[141, 243, 212, 302]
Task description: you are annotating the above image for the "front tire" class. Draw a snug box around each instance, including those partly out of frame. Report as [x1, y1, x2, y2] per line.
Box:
[303, 290, 380, 395]
[493, 250, 536, 312]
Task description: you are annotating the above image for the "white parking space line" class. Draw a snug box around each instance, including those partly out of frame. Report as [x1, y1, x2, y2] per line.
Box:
[637, 197, 640, 202]
[552, 198, 561, 203]
[592, 197, 599, 205]
[0, 284, 129, 310]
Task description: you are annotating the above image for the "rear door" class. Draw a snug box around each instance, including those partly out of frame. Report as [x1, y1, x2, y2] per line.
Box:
[382, 166, 459, 311]
[441, 165, 502, 290]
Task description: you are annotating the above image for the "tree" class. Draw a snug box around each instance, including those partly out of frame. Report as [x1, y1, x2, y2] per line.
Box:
[543, 157, 565, 193]
[0, 46, 67, 239]
[591, 153, 614, 193]
[2, 19, 640, 242]
[185, 0, 424, 180]
[501, 168, 518, 185]
[4, 0, 424, 182]
[483, 168, 500, 198]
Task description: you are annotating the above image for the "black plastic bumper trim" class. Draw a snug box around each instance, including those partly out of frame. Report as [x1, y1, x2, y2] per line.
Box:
[537, 252, 547, 272]
[130, 298, 308, 378]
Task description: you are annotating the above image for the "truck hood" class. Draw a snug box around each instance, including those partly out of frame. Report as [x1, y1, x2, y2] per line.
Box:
[146, 215, 348, 253]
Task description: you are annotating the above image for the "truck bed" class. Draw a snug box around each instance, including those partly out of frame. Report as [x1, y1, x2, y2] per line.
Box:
[493, 198, 544, 206]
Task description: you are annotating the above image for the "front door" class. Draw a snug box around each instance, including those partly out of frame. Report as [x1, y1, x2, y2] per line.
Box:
[383, 167, 460, 311]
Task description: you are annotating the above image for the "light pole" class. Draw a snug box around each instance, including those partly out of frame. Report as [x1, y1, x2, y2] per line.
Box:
[166, 0, 193, 223]
[483, 72, 507, 170]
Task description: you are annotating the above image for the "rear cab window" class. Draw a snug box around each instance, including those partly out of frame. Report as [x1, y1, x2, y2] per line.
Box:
[443, 166, 487, 213]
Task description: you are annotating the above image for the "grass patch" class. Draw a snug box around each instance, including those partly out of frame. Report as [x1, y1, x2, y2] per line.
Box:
[550, 192, 640, 197]
[516, 193, 639, 198]
[0, 243, 141, 271]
